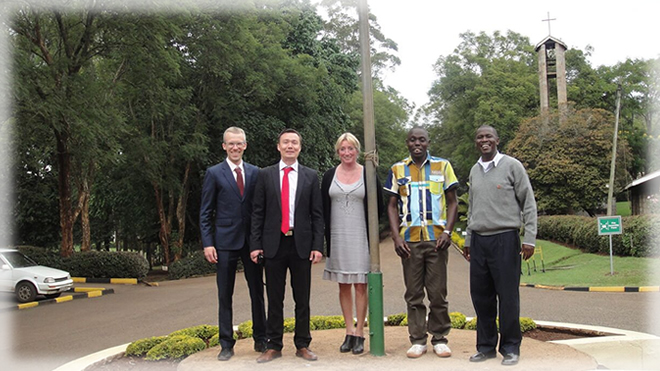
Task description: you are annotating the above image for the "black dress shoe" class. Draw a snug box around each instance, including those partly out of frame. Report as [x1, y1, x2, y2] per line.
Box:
[502, 353, 519, 366]
[352, 336, 365, 354]
[469, 351, 496, 362]
[340, 335, 356, 353]
[217, 348, 234, 361]
[254, 341, 267, 353]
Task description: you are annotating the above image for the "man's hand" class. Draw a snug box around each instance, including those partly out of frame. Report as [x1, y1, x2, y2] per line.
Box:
[310, 251, 323, 264]
[462, 246, 470, 262]
[250, 249, 264, 264]
[521, 244, 535, 261]
[392, 235, 410, 259]
[435, 232, 452, 251]
[203, 246, 217, 263]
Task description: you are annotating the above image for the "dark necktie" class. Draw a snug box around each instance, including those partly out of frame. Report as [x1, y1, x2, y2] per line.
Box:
[234, 167, 244, 196]
[281, 167, 293, 234]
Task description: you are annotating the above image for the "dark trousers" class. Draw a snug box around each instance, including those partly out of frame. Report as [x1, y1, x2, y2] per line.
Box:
[216, 245, 267, 349]
[264, 234, 312, 351]
[469, 230, 522, 356]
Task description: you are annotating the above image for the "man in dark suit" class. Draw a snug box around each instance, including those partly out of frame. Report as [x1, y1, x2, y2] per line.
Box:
[200, 126, 267, 361]
[250, 128, 324, 363]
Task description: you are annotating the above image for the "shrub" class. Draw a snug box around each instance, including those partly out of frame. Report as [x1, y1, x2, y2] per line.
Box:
[145, 335, 206, 361]
[208, 333, 219, 348]
[450, 312, 467, 329]
[125, 336, 168, 357]
[386, 313, 406, 326]
[237, 320, 253, 339]
[537, 215, 660, 257]
[311, 315, 345, 330]
[17, 246, 65, 268]
[167, 250, 216, 280]
[169, 325, 218, 344]
[64, 250, 149, 279]
[463, 317, 537, 333]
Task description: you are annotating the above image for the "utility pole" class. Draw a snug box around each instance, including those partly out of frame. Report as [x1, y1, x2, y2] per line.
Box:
[606, 84, 622, 215]
[358, 0, 385, 356]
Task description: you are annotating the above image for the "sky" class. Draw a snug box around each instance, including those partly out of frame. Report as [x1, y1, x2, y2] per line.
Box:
[366, 0, 660, 108]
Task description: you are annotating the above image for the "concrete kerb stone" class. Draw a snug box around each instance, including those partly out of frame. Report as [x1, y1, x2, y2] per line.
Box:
[72, 277, 138, 285]
[521, 283, 660, 292]
[11, 287, 114, 310]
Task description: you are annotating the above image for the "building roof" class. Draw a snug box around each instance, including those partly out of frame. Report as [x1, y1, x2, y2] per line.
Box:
[535, 35, 568, 52]
[624, 169, 660, 190]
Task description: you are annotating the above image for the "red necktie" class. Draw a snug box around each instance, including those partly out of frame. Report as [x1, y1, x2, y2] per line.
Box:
[281, 167, 292, 234]
[234, 167, 244, 196]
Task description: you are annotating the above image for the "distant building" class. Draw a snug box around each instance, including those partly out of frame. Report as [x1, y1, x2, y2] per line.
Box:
[623, 170, 660, 215]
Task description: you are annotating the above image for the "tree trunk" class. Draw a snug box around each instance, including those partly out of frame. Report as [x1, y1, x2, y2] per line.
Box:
[173, 161, 192, 262]
[80, 179, 91, 251]
[154, 183, 171, 265]
[56, 129, 75, 258]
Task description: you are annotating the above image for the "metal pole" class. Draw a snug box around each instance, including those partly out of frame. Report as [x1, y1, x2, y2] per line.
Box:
[609, 235, 614, 275]
[606, 84, 622, 216]
[358, 0, 384, 356]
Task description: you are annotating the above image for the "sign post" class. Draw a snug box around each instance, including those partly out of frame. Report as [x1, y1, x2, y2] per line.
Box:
[597, 216, 622, 275]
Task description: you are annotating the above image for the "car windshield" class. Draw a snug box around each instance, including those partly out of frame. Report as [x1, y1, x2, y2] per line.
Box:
[2, 251, 38, 268]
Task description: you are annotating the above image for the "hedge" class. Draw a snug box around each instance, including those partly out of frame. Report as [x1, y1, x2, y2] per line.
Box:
[16, 246, 149, 279]
[537, 215, 660, 257]
[167, 250, 216, 280]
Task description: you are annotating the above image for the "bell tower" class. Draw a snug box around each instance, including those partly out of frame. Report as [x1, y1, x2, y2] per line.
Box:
[535, 13, 568, 118]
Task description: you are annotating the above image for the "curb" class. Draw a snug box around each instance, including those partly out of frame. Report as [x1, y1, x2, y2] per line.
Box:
[521, 283, 660, 292]
[72, 277, 138, 284]
[13, 288, 114, 310]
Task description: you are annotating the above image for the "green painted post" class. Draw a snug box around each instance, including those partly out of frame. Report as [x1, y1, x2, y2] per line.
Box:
[368, 272, 385, 356]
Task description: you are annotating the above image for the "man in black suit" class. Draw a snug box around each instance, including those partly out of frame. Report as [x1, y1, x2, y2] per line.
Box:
[200, 127, 267, 361]
[250, 128, 324, 363]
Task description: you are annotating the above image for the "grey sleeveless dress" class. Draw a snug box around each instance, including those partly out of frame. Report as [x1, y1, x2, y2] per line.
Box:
[322, 172, 369, 284]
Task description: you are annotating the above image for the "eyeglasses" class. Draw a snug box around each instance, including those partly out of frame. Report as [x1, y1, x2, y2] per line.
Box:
[225, 142, 245, 148]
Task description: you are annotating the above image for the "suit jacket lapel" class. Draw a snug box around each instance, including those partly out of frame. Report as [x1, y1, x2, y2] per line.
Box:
[295, 165, 305, 205]
[270, 165, 282, 209]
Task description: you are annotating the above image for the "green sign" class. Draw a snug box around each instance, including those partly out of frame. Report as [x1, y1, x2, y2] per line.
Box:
[598, 216, 623, 235]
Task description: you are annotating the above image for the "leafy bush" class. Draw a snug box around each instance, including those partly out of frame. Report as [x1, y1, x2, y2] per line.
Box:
[169, 325, 218, 345]
[386, 313, 406, 326]
[208, 333, 219, 348]
[145, 335, 206, 360]
[18, 247, 149, 278]
[537, 215, 660, 257]
[65, 251, 149, 279]
[17, 246, 65, 268]
[463, 317, 537, 333]
[125, 336, 168, 356]
[237, 320, 253, 339]
[450, 312, 467, 329]
[167, 250, 216, 280]
[311, 315, 346, 330]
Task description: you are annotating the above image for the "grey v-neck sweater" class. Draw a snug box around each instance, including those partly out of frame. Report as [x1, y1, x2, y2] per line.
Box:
[465, 154, 537, 247]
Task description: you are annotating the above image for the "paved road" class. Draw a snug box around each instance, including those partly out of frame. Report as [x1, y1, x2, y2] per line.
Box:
[2, 239, 659, 371]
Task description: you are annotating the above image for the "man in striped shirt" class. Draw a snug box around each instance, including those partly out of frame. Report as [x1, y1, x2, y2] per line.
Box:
[384, 126, 459, 359]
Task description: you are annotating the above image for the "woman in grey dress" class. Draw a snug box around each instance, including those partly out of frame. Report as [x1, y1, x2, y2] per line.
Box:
[321, 133, 382, 355]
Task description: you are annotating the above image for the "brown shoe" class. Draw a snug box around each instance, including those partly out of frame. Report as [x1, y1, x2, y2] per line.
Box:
[256, 349, 282, 363]
[295, 347, 318, 361]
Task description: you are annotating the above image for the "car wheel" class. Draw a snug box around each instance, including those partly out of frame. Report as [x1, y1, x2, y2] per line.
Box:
[16, 281, 37, 303]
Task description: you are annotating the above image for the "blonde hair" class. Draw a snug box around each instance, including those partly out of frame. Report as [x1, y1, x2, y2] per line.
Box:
[334, 132, 361, 154]
[223, 127, 246, 142]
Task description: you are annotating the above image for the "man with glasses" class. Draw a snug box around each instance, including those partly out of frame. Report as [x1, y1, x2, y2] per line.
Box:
[384, 126, 458, 360]
[200, 126, 267, 361]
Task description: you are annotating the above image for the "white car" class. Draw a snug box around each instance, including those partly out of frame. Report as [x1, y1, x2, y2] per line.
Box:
[0, 248, 73, 303]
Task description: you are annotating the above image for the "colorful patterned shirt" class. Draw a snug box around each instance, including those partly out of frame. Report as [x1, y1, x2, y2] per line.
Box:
[384, 153, 458, 242]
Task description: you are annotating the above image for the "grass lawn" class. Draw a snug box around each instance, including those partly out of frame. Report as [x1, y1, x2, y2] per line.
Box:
[520, 240, 660, 287]
[616, 201, 631, 216]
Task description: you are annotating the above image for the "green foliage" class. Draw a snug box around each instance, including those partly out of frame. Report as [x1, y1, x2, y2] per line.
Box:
[283, 317, 297, 334]
[209, 333, 219, 348]
[616, 201, 632, 217]
[450, 312, 467, 329]
[386, 313, 406, 326]
[18, 247, 150, 278]
[169, 325, 218, 344]
[508, 108, 631, 216]
[537, 215, 660, 257]
[237, 320, 253, 339]
[463, 317, 536, 333]
[167, 250, 216, 280]
[145, 335, 206, 361]
[311, 315, 346, 330]
[65, 251, 150, 279]
[125, 336, 168, 357]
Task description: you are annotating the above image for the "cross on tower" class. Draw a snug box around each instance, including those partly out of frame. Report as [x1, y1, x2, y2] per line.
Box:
[542, 12, 556, 36]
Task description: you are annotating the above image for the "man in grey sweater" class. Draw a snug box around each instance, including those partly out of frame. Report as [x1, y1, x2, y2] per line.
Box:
[463, 125, 537, 366]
